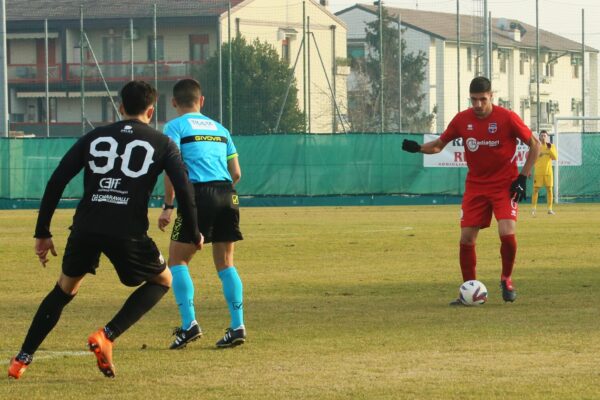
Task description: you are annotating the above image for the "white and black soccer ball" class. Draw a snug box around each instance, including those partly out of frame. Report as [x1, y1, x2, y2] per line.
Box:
[459, 280, 488, 306]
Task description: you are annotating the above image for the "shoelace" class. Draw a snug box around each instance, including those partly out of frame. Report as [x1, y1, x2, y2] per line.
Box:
[172, 327, 184, 337]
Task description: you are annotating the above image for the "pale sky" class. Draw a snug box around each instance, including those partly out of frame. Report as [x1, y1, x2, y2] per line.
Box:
[327, 0, 600, 51]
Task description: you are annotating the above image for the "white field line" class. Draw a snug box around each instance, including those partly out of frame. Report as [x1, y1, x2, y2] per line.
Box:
[247, 226, 414, 238]
[1, 350, 90, 365]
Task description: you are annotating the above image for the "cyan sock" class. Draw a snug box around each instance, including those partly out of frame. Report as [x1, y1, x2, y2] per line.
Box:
[218, 266, 244, 328]
[170, 265, 196, 329]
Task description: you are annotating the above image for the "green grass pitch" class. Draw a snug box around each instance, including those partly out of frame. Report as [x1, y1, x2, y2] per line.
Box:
[1, 204, 599, 399]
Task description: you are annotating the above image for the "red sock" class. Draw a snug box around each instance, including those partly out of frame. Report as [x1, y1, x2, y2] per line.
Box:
[459, 243, 476, 281]
[500, 234, 517, 280]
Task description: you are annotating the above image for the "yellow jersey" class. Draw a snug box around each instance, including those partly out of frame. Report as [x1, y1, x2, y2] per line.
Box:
[534, 143, 557, 176]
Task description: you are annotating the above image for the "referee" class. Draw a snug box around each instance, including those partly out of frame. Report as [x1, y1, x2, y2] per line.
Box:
[158, 78, 245, 349]
[8, 81, 202, 379]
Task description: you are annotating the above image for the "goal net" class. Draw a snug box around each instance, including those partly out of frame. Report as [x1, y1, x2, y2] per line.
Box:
[553, 116, 600, 203]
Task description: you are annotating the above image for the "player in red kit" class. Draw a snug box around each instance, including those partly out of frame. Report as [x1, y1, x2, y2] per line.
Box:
[402, 77, 540, 304]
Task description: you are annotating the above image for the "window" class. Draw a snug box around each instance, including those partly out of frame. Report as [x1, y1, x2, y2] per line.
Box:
[282, 38, 290, 64]
[190, 35, 209, 62]
[148, 36, 164, 61]
[519, 52, 528, 75]
[467, 47, 472, 71]
[498, 49, 508, 74]
[348, 43, 365, 60]
[156, 94, 167, 122]
[102, 97, 119, 122]
[103, 36, 123, 62]
[571, 54, 582, 79]
[545, 53, 556, 77]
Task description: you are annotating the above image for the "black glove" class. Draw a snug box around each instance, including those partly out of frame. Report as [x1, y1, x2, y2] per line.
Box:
[402, 139, 421, 153]
[546, 143, 551, 149]
[510, 174, 527, 202]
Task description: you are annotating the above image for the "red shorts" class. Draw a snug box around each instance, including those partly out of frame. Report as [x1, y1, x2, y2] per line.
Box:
[461, 188, 518, 228]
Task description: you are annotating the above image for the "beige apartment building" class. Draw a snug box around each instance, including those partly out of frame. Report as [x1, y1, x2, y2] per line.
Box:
[336, 4, 598, 134]
[6, 0, 347, 136]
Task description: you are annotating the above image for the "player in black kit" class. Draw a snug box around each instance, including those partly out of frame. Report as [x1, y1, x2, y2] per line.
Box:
[8, 81, 202, 379]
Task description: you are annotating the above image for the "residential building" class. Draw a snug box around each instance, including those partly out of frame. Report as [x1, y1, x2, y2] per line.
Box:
[6, 0, 347, 136]
[335, 4, 598, 133]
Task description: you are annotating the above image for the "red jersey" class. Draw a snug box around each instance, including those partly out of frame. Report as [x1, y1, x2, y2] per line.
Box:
[440, 105, 532, 190]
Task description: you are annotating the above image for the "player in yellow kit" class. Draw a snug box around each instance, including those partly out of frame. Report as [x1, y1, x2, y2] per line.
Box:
[531, 130, 558, 216]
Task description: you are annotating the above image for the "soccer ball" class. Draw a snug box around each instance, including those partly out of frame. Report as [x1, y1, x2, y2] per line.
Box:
[459, 280, 488, 306]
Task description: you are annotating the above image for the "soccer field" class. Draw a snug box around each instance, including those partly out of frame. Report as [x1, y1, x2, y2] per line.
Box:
[1, 204, 599, 399]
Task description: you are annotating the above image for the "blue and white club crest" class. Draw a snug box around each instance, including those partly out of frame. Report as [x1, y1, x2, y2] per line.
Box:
[488, 122, 498, 134]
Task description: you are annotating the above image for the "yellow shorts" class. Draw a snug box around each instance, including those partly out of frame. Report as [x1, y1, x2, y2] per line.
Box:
[534, 175, 553, 188]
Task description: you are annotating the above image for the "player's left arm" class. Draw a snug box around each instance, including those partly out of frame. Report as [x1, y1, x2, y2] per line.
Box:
[227, 155, 241, 186]
[225, 131, 241, 185]
[159, 123, 181, 231]
[549, 144, 558, 160]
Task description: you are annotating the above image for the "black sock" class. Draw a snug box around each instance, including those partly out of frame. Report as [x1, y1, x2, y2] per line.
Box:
[105, 282, 169, 341]
[21, 284, 75, 355]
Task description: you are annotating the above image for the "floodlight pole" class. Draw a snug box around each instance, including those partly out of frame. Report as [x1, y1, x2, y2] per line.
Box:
[228, 0, 233, 133]
[456, 0, 461, 113]
[378, 0, 384, 133]
[80, 5, 85, 136]
[0, 0, 8, 137]
[153, 4, 158, 129]
[45, 19, 50, 137]
[536, 0, 540, 133]
[581, 9, 585, 133]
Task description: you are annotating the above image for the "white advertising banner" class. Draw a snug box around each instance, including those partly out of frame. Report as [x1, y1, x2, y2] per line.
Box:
[422, 133, 582, 167]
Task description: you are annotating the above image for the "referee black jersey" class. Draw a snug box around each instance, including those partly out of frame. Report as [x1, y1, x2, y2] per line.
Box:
[35, 119, 200, 243]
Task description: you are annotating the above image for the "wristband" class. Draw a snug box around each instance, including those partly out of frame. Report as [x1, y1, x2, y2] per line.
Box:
[162, 204, 175, 210]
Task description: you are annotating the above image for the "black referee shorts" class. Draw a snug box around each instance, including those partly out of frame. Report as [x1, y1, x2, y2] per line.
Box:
[171, 181, 243, 244]
[62, 231, 166, 287]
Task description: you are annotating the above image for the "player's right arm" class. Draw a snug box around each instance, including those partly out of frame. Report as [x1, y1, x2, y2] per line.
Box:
[34, 137, 86, 266]
[35, 138, 86, 239]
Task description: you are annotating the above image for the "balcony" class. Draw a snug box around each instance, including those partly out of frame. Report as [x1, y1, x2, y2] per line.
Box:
[8, 64, 62, 83]
[529, 80, 552, 96]
[7, 61, 205, 84]
[66, 60, 205, 83]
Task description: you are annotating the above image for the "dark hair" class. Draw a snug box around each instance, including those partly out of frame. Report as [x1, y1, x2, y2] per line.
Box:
[540, 130, 548, 134]
[469, 76, 492, 93]
[173, 79, 202, 108]
[120, 80, 157, 115]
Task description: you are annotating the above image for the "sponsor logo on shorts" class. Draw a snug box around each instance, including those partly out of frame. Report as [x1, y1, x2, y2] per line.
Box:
[465, 137, 500, 152]
[171, 216, 182, 241]
[232, 195, 239, 205]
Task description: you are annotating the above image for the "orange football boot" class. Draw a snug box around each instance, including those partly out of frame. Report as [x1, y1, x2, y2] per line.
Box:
[87, 329, 115, 378]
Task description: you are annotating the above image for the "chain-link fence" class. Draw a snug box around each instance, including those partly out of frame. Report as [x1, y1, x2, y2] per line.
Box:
[2, 0, 598, 137]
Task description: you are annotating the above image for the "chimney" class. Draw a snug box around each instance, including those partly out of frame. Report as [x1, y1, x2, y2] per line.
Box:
[512, 29, 521, 42]
[320, 0, 329, 6]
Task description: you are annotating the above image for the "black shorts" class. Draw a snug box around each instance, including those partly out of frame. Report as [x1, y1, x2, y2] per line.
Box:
[171, 181, 243, 244]
[62, 232, 166, 287]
